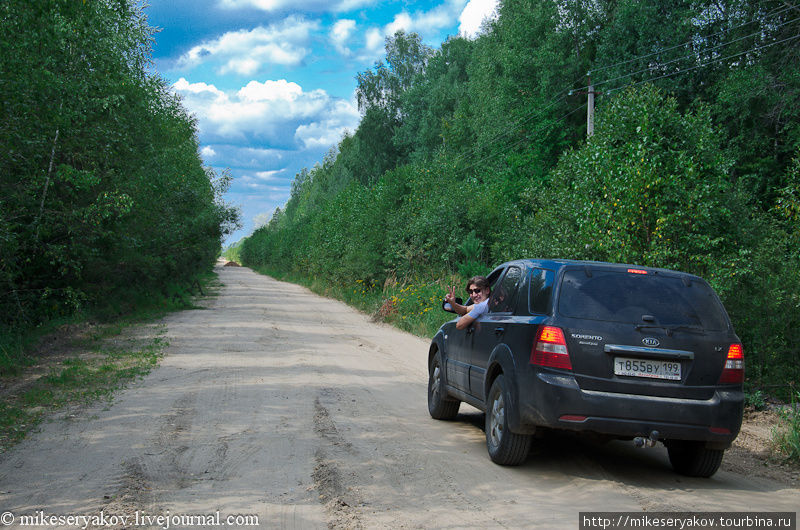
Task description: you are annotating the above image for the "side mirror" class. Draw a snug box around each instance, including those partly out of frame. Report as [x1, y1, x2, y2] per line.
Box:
[442, 297, 464, 313]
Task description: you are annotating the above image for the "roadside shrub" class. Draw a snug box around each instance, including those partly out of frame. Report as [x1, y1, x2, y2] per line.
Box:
[745, 389, 768, 411]
[457, 230, 486, 278]
[772, 392, 800, 463]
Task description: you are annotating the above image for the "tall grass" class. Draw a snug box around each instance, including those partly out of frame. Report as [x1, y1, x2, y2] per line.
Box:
[772, 391, 800, 463]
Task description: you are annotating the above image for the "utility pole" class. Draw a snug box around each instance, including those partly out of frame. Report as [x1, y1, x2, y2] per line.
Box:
[587, 75, 595, 138]
[570, 72, 601, 139]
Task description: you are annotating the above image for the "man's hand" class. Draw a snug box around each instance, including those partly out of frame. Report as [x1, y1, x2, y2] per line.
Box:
[444, 285, 457, 306]
[444, 285, 469, 317]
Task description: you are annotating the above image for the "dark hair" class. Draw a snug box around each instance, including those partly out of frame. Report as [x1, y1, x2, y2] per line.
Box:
[466, 275, 489, 292]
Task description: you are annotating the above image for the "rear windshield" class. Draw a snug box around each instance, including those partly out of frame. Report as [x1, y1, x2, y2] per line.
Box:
[557, 269, 729, 330]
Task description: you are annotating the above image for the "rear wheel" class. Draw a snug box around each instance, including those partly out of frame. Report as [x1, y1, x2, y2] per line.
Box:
[428, 351, 460, 420]
[486, 375, 531, 465]
[666, 440, 724, 477]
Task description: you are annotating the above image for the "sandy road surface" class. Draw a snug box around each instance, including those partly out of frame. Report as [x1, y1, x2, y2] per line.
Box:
[1, 265, 798, 529]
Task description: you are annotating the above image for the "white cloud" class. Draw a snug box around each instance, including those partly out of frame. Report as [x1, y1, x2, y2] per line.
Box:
[458, 0, 499, 38]
[200, 146, 217, 159]
[238, 79, 303, 102]
[364, 27, 385, 57]
[360, 0, 468, 60]
[331, 19, 356, 56]
[253, 211, 272, 229]
[411, 0, 466, 34]
[172, 77, 360, 152]
[218, 0, 374, 12]
[240, 174, 289, 190]
[173, 78, 226, 99]
[177, 17, 318, 75]
[254, 169, 285, 181]
[295, 99, 359, 149]
[386, 12, 413, 35]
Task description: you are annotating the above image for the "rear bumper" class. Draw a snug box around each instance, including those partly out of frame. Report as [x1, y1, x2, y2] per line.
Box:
[514, 369, 744, 447]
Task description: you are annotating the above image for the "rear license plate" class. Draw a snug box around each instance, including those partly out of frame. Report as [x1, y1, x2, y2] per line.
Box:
[614, 357, 681, 380]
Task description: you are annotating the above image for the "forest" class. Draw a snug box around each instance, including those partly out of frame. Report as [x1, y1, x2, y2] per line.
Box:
[0, 1, 239, 368]
[240, 0, 800, 396]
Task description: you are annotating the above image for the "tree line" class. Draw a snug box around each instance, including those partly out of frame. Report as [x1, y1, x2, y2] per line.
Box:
[240, 0, 799, 393]
[1, 0, 239, 357]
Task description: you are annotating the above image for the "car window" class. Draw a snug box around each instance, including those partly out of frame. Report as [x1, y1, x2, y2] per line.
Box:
[529, 268, 554, 314]
[487, 267, 504, 290]
[557, 268, 729, 330]
[489, 266, 522, 313]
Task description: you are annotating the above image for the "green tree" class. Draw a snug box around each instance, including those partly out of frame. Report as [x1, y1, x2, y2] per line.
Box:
[525, 85, 751, 277]
[0, 0, 238, 332]
[394, 37, 476, 160]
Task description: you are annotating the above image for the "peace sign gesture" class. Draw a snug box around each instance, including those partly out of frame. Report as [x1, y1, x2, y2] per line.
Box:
[445, 285, 457, 305]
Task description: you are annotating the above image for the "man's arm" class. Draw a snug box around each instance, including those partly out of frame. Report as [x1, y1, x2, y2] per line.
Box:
[448, 300, 471, 316]
[455, 312, 476, 330]
[456, 299, 489, 330]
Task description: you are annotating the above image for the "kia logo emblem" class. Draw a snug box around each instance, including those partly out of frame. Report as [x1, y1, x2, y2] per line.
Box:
[643, 338, 660, 347]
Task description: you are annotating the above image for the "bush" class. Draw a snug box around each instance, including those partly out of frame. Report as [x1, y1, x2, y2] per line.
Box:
[772, 392, 800, 463]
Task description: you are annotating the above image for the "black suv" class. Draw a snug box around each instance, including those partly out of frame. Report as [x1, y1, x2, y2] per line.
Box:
[427, 259, 744, 477]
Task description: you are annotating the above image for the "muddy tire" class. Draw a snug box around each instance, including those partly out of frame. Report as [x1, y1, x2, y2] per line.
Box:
[486, 375, 531, 465]
[666, 440, 724, 478]
[428, 351, 460, 420]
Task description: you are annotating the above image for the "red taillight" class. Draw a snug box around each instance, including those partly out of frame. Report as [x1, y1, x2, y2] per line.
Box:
[719, 343, 744, 384]
[531, 326, 572, 370]
[627, 268, 648, 274]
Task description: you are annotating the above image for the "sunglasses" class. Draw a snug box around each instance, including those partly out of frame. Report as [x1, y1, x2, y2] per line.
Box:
[467, 288, 484, 294]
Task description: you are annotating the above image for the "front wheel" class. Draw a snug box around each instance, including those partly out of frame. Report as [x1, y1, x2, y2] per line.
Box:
[666, 440, 725, 477]
[485, 375, 531, 465]
[428, 351, 460, 420]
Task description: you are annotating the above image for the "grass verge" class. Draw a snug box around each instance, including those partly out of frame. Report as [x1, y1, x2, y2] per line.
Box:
[0, 327, 167, 451]
[0, 271, 218, 378]
[0, 272, 220, 452]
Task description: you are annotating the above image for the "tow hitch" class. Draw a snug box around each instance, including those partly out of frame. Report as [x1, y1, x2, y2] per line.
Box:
[633, 430, 660, 448]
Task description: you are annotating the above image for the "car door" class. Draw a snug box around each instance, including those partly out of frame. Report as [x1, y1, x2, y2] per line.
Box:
[468, 265, 523, 399]
[444, 319, 471, 393]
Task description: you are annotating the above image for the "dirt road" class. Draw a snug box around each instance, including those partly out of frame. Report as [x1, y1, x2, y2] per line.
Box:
[1, 265, 798, 529]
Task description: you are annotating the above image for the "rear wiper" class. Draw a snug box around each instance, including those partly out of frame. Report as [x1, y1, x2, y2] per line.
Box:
[667, 325, 705, 335]
[635, 323, 705, 336]
[635, 323, 676, 337]
[635, 324, 665, 333]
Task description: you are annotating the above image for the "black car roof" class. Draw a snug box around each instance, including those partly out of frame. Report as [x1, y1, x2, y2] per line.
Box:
[503, 258, 704, 280]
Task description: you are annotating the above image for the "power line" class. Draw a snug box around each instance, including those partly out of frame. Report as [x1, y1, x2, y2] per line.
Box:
[454, 90, 568, 168]
[590, 13, 800, 90]
[449, 92, 569, 169]
[605, 32, 800, 95]
[588, 3, 796, 76]
[459, 103, 588, 176]
[457, 28, 800, 172]
[416, 4, 800, 177]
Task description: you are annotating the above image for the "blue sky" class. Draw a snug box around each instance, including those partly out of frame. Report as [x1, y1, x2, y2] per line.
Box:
[143, 0, 499, 245]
